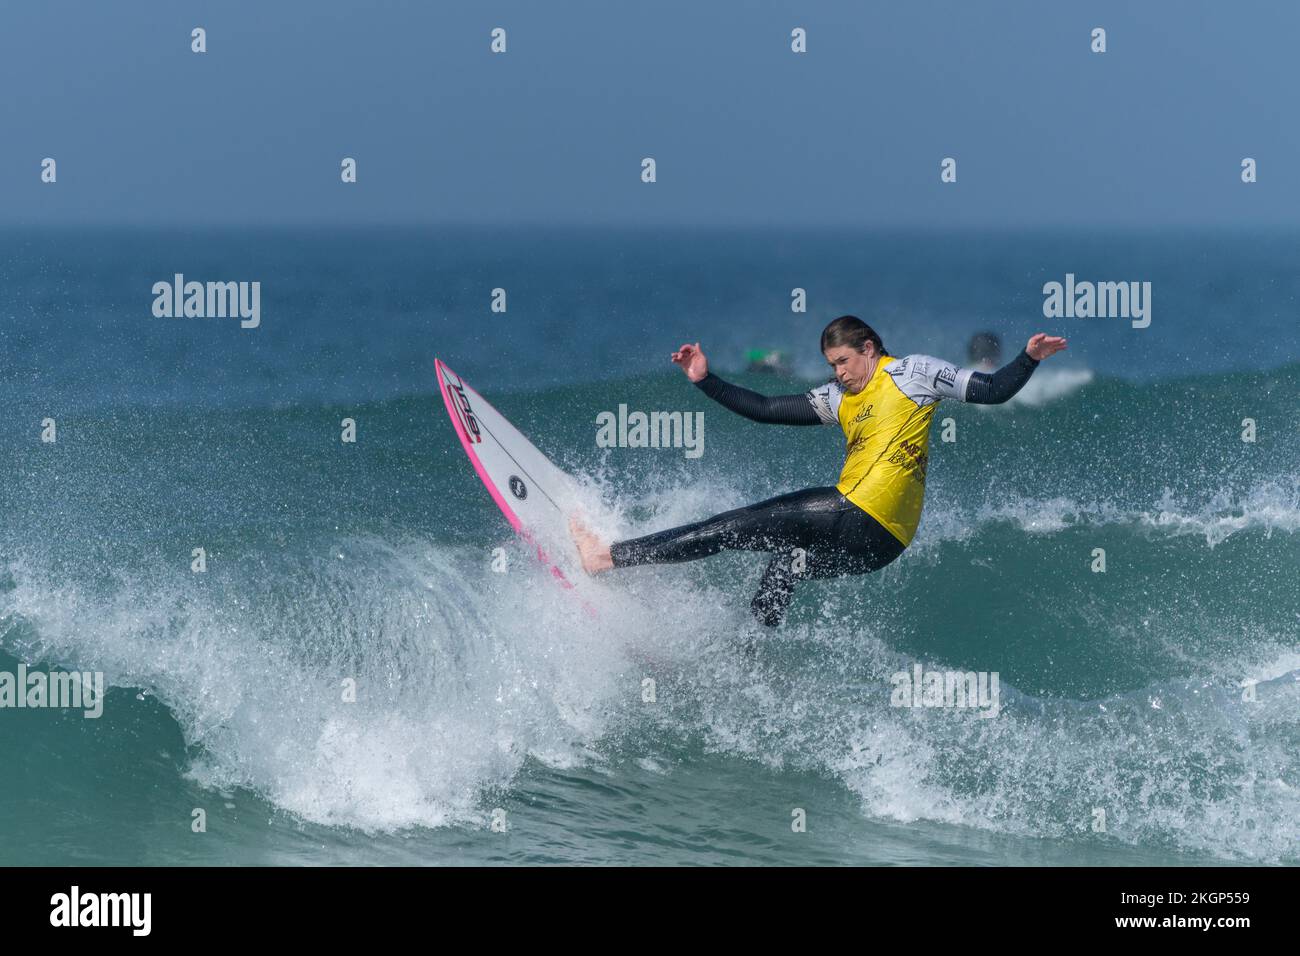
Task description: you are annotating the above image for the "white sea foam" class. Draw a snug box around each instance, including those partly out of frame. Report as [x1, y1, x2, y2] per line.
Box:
[909, 476, 1300, 552]
[2, 464, 1297, 861]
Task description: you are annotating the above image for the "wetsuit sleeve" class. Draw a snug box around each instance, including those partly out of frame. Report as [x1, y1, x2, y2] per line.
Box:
[964, 349, 1040, 404]
[692, 372, 823, 425]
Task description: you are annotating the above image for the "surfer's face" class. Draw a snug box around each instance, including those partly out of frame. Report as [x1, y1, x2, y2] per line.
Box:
[824, 345, 875, 394]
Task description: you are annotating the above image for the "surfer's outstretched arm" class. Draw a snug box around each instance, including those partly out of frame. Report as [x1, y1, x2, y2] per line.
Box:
[672, 341, 820, 425]
[964, 349, 1039, 404]
[692, 373, 822, 425]
[962, 333, 1067, 404]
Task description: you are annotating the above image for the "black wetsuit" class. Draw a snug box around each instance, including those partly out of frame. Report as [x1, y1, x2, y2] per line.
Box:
[610, 349, 1040, 626]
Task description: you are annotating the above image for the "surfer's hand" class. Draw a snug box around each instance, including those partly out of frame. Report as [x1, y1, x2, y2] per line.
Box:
[672, 342, 708, 382]
[1026, 334, 1067, 361]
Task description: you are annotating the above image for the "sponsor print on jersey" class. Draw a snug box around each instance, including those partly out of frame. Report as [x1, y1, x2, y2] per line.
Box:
[887, 354, 969, 406]
[806, 380, 844, 425]
[887, 438, 928, 484]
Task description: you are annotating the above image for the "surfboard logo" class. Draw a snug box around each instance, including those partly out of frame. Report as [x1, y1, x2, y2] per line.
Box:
[508, 475, 527, 500]
[448, 383, 482, 443]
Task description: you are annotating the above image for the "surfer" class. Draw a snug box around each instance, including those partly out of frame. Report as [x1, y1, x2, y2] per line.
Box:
[966, 331, 1002, 372]
[570, 316, 1067, 626]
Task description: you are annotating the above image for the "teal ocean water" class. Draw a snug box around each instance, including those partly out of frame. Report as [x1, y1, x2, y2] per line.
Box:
[2, 228, 1298, 865]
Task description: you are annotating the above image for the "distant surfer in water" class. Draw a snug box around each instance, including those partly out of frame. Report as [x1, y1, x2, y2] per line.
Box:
[966, 331, 1003, 372]
[570, 316, 1067, 626]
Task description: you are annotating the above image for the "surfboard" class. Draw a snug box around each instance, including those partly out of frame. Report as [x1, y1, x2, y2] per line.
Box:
[435, 358, 588, 597]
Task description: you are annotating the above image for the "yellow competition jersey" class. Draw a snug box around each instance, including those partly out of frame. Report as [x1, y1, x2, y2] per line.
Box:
[806, 354, 975, 547]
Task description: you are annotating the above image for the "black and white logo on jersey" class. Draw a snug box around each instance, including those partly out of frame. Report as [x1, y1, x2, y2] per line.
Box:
[806, 380, 844, 425]
[886, 354, 970, 407]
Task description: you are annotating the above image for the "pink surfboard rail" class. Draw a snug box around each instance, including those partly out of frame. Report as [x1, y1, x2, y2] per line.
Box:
[435, 358, 595, 613]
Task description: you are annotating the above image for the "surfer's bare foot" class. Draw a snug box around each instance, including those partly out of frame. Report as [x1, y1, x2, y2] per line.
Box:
[568, 515, 614, 574]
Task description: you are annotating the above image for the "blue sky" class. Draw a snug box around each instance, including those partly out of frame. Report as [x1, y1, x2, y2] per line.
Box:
[1, 0, 1295, 227]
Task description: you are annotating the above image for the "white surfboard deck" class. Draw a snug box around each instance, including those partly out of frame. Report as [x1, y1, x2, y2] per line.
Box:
[436, 358, 595, 605]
